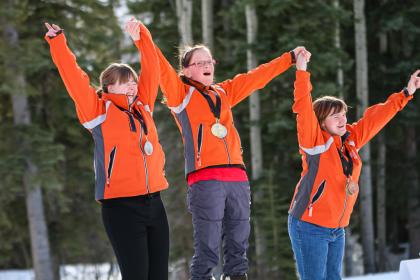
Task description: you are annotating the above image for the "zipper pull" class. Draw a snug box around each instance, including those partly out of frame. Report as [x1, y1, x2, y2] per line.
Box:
[308, 205, 313, 217]
[107, 177, 110, 186]
[197, 154, 202, 167]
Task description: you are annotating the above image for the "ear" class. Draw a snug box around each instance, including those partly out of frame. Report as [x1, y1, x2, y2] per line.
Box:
[106, 84, 115, 93]
[183, 67, 192, 78]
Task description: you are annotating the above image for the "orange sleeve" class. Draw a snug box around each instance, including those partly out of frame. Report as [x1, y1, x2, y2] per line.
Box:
[349, 91, 413, 149]
[155, 45, 188, 107]
[134, 24, 160, 112]
[45, 33, 105, 129]
[292, 70, 325, 149]
[218, 52, 293, 107]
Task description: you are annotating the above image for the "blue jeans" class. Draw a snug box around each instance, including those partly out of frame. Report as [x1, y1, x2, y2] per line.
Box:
[288, 215, 345, 280]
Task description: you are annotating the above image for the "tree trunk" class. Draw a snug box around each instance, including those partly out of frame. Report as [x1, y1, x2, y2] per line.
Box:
[354, 0, 376, 273]
[334, 0, 344, 98]
[405, 127, 420, 258]
[245, 3, 268, 278]
[376, 32, 388, 272]
[376, 133, 387, 271]
[201, 0, 214, 50]
[5, 22, 55, 280]
[176, 0, 193, 45]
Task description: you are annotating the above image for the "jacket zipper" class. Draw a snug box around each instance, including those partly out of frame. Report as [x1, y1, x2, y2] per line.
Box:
[197, 124, 203, 166]
[233, 126, 243, 154]
[139, 125, 150, 194]
[107, 146, 117, 186]
[338, 179, 350, 226]
[308, 180, 326, 217]
[222, 138, 231, 164]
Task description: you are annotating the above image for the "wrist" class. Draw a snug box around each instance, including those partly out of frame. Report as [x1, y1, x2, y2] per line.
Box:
[290, 50, 296, 64]
[403, 87, 412, 97]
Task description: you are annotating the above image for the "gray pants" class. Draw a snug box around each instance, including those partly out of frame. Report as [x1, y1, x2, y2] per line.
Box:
[187, 180, 251, 280]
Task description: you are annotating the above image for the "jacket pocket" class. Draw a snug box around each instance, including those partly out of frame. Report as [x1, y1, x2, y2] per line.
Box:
[196, 124, 204, 167]
[107, 146, 117, 186]
[308, 180, 326, 217]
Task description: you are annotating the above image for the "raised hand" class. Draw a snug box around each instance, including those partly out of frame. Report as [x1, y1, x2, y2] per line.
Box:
[44, 22, 62, 38]
[125, 17, 141, 41]
[293, 46, 311, 63]
[296, 50, 309, 71]
[407, 70, 420, 95]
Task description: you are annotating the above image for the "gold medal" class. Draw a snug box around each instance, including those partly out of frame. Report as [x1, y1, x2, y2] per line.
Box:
[211, 122, 227, 138]
[143, 140, 154, 156]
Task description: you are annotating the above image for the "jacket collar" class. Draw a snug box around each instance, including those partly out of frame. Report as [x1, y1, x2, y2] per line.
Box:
[181, 76, 215, 93]
[322, 129, 351, 148]
[102, 93, 138, 111]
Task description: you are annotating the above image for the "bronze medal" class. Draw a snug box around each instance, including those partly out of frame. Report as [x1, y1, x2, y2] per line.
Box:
[346, 178, 358, 195]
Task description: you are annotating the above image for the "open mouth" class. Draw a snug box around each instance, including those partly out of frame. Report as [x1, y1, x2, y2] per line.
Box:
[203, 72, 211, 76]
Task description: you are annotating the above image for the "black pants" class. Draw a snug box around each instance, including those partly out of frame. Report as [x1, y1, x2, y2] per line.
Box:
[101, 193, 169, 280]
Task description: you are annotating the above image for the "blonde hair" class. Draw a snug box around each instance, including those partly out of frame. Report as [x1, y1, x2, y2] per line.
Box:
[97, 63, 138, 96]
[313, 96, 348, 124]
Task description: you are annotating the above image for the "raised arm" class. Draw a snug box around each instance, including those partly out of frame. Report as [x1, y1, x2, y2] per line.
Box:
[126, 18, 160, 113]
[292, 51, 325, 150]
[155, 45, 188, 108]
[44, 23, 105, 130]
[218, 47, 308, 107]
[349, 70, 419, 149]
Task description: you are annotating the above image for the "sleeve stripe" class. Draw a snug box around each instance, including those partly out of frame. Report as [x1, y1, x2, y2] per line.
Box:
[168, 86, 195, 114]
[82, 101, 111, 129]
[300, 136, 334, 155]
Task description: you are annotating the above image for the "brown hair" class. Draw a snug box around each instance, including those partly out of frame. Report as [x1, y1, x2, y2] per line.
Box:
[97, 63, 138, 96]
[179, 44, 211, 70]
[313, 96, 348, 124]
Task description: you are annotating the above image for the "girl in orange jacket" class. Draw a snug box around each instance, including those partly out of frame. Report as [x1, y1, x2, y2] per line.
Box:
[143, 22, 306, 279]
[288, 50, 419, 280]
[45, 18, 169, 280]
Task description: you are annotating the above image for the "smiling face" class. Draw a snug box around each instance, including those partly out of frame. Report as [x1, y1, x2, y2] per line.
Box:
[100, 63, 138, 104]
[313, 96, 348, 137]
[107, 78, 138, 104]
[182, 47, 215, 86]
[322, 109, 347, 136]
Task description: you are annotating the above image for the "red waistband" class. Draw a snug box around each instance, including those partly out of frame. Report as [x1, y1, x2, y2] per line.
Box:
[187, 167, 249, 186]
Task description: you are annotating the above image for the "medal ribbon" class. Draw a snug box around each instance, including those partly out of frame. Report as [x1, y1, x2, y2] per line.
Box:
[337, 132, 353, 178]
[132, 109, 148, 135]
[181, 76, 221, 120]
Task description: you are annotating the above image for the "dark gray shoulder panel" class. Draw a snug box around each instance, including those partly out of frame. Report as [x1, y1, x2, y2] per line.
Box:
[175, 110, 195, 175]
[92, 126, 106, 200]
[289, 153, 321, 219]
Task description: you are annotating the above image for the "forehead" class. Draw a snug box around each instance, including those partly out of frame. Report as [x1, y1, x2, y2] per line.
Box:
[190, 48, 212, 62]
[327, 108, 346, 117]
[114, 75, 136, 85]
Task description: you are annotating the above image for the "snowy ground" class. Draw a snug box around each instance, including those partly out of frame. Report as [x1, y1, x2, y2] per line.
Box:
[0, 264, 121, 280]
[343, 272, 398, 280]
[0, 265, 399, 280]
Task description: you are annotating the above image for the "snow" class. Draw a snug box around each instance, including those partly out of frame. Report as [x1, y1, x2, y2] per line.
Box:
[0, 264, 121, 280]
[0, 268, 400, 280]
[343, 272, 399, 280]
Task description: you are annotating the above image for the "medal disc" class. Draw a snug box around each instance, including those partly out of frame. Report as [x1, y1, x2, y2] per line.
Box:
[346, 179, 358, 195]
[144, 140, 154, 156]
[211, 123, 227, 138]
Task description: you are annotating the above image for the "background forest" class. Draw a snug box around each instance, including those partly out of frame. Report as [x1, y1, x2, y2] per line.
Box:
[0, 0, 419, 279]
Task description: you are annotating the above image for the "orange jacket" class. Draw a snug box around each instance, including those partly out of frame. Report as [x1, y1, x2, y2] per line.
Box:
[155, 45, 293, 176]
[289, 70, 413, 228]
[46, 25, 168, 201]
